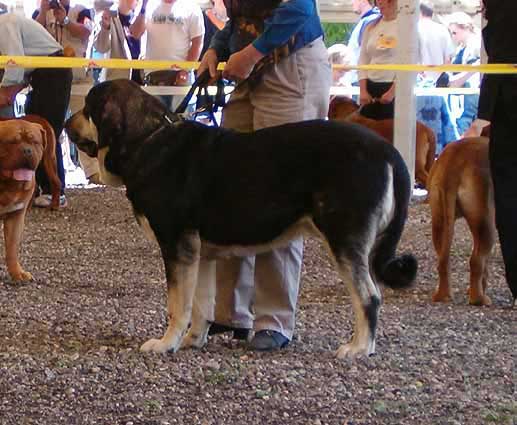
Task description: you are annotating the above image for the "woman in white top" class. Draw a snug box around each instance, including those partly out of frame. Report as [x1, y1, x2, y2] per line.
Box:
[357, 0, 398, 120]
[447, 12, 481, 135]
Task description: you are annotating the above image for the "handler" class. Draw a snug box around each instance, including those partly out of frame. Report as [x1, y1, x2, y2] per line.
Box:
[198, 0, 332, 350]
[0, 13, 72, 207]
[467, 0, 517, 306]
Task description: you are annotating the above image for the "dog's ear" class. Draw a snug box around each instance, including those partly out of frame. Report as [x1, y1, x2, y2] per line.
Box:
[98, 100, 123, 148]
[39, 126, 48, 151]
[80, 140, 99, 158]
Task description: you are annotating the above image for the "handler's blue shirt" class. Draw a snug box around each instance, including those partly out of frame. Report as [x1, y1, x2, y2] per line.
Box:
[210, 0, 323, 59]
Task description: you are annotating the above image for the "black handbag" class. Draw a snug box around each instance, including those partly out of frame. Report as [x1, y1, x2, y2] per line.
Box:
[144, 70, 189, 86]
[435, 72, 450, 88]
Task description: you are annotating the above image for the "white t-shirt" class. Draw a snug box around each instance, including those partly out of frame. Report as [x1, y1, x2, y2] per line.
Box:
[144, 0, 204, 63]
[419, 18, 455, 82]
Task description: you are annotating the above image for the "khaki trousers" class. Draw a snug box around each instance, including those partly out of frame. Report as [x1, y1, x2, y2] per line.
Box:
[69, 85, 100, 179]
[214, 37, 331, 339]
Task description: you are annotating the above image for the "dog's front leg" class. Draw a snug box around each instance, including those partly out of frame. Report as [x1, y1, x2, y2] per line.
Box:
[182, 259, 216, 349]
[140, 233, 201, 354]
[3, 209, 32, 281]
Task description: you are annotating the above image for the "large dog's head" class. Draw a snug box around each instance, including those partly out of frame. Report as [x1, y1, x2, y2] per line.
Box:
[0, 120, 46, 184]
[65, 79, 180, 186]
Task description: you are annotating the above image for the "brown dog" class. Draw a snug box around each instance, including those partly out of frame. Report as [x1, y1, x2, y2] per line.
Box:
[427, 137, 494, 305]
[328, 96, 436, 188]
[0, 115, 61, 209]
[0, 120, 46, 281]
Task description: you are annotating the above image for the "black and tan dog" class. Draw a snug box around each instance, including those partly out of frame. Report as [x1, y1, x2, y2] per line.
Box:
[0, 120, 46, 281]
[427, 137, 494, 305]
[66, 79, 417, 358]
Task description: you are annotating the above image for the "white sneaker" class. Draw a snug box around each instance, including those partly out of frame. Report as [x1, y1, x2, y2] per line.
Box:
[33, 194, 67, 208]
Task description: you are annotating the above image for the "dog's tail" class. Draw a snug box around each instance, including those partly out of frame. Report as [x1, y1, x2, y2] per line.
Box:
[372, 159, 418, 289]
[425, 125, 437, 181]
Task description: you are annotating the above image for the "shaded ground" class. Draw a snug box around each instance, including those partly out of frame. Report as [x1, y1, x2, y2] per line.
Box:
[1, 187, 515, 425]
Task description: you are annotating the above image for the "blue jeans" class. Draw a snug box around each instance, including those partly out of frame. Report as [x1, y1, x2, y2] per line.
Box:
[456, 94, 480, 135]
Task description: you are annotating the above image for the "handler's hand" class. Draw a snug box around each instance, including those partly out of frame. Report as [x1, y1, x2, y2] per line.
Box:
[379, 89, 395, 104]
[0, 88, 10, 107]
[463, 118, 490, 138]
[0, 85, 24, 107]
[223, 44, 264, 82]
[359, 91, 374, 105]
[198, 48, 219, 80]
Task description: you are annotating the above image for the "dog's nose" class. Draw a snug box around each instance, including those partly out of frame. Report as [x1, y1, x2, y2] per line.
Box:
[22, 146, 33, 157]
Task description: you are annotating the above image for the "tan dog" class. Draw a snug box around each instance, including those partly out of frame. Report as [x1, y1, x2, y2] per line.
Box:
[0, 115, 61, 209]
[0, 120, 46, 281]
[427, 137, 494, 305]
[328, 96, 436, 188]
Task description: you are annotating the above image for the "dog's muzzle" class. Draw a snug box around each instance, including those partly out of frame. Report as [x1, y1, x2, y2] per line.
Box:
[65, 112, 99, 158]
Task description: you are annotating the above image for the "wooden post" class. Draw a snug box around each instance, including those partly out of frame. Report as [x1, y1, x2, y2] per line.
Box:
[394, 0, 420, 190]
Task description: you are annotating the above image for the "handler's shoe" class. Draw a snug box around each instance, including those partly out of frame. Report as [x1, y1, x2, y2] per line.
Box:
[33, 194, 67, 208]
[249, 330, 289, 351]
[208, 323, 250, 341]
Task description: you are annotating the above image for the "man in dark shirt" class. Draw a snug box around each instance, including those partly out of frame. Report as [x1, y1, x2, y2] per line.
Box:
[475, 0, 517, 306]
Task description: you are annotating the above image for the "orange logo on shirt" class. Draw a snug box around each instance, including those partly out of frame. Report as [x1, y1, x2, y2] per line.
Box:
[377, 34, 397, 49]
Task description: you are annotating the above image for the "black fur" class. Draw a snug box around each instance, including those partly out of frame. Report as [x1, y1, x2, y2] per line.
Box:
[365, 295, 381, 338]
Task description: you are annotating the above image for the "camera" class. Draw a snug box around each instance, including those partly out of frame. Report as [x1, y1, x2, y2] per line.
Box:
[49, 0, 60, 9]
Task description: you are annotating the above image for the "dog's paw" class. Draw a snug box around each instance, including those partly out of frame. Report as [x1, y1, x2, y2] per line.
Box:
[10, 270, 33, 282]
[469, 294, 492, 306]
[432, 290, 452, 303]
[335, 342, 374, 359]
[140, 338, 176, 354]
[181, 331, 208, 349]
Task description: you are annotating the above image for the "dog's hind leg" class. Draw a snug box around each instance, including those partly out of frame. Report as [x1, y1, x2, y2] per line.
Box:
[182, 259, 216, 349]
[466, 216, 495, 306]
[334, 255, 381, 359]
[140, 232, 201, 354]
[430, 187, 456, 303]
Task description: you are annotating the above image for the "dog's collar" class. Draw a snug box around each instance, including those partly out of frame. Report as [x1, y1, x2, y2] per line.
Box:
[142, 112, 182, 144]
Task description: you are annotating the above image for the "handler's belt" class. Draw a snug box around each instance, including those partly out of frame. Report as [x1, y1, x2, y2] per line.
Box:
[48, 50, 64, 57]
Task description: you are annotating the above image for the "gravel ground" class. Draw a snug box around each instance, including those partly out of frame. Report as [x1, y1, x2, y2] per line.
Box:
[1, 186, 515, 425]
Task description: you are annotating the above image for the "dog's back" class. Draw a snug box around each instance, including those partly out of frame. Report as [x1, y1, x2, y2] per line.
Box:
[328, 96, 436, 187]
[427, 137, 495, 305]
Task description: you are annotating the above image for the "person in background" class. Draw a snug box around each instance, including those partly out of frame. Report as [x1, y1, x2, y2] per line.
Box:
[464, 0, 517, 306]
[328, 43, 353, 88]
[358, 0, 398, 120]
[93, 0, 142, 82]
[131, 0, 204, 111]
[33, 0, 97, 191]
[447, 11, 481, 136]
[418, 1, 454, 86]
[347, 0, 379, 86]
[201, 0, 227, 58]
[0, 13, 72, 207]
[198, 0, 331, 351]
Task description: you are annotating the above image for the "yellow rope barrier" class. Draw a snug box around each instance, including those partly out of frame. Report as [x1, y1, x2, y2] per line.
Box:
[1, 55, 517, 74]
